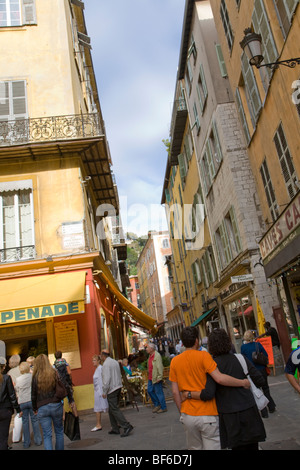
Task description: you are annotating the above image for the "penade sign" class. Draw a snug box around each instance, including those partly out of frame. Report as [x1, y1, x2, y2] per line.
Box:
[259, 193, 300, 262]
[0, 301, 84, 325]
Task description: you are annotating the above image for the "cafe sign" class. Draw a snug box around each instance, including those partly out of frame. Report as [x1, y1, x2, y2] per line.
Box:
[0, 301, 85, 325]
[259, 192, 300, 262]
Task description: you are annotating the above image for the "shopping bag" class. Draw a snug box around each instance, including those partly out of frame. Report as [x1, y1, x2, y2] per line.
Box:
[64, 411, 81, 441]
[12, 413, 22, 442]
[235, 354, 269, 411]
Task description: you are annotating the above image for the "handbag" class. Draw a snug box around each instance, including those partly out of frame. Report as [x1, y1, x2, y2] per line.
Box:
[252, 342, 268, 366]
[54, 373, 68, 401]
[64, 411, 81, 441]
[235, 354, 269, 411]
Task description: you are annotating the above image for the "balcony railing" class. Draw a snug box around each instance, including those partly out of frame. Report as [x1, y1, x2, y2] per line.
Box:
[0, 113, 103, 147]
[0, 245, 36, 263]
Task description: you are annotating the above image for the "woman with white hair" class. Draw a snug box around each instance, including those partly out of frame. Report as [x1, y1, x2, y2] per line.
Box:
[0, 357, 22, 450]
[7, 354, 21, 386]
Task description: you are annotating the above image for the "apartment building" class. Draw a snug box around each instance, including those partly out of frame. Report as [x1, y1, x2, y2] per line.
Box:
[162, 0, 280, 352]
[136, 231, 173, 336]
[0, 0, 155, 410]
[210, 0, 300, 360]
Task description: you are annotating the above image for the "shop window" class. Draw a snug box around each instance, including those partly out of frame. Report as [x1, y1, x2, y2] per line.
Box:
[229, 296, 257, 351]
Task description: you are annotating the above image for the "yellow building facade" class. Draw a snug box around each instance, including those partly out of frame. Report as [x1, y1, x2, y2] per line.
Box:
[210, 0, 300, 360]
[0, 0, 156, 410]
[162, 0, 282, 353]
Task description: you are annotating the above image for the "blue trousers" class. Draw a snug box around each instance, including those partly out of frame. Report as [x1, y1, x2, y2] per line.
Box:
[147, 380, 167, 410]
[20, 401, 42, 448]
[37, 402, 64, 450]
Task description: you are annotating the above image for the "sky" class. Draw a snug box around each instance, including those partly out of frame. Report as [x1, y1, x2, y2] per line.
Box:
[84, 0, 185, 236]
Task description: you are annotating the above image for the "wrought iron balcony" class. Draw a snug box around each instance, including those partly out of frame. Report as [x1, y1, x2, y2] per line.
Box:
[0, 113, 104, 147]
[0, 245, 36, 263]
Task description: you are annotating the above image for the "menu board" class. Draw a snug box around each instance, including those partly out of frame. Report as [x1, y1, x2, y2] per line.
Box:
[54, 320, 81, 370]
[256, 336, 274, 365]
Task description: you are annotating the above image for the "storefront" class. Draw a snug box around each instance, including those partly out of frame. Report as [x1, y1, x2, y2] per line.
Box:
[259, 191, 300, 361]
[0, 254, 157, 410]
[219, 280, 257, 352]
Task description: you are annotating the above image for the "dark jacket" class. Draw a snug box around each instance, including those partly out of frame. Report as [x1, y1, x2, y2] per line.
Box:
[0, 374, 21, 413]
[31, 373, 62, 412]
[201, 352, 265, 413]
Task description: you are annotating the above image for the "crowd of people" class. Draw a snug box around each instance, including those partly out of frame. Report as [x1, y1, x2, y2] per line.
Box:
[1, 319, 299, 451]
[0, 351, 76, 450]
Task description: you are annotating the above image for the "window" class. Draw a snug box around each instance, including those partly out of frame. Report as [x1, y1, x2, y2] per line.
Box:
[273, 0, 298, 39]
[208, 120, 223, 170]
[241, 53, 262, 126]
[178, 152, 188, 187]
[252, 0, 278, 82]
[0, 80, 27, 121]
[0, 0, 36, 27]
[235, 88, 251, 144]
[215, 44, 228, 78]
[192, 259, 201, 291]
[260, 158, 279, 222]
[193, 102, 200, 134]
[214, 207, 242, 270]
[162, 238, 169, 248]
[0, 180, 35, 262]
[220, 0, 234, 50]
[274, 122, 298, 199]
[196, 64, 208, 114]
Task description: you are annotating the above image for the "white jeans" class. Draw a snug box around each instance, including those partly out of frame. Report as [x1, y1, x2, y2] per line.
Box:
[180, 413, 220, 450]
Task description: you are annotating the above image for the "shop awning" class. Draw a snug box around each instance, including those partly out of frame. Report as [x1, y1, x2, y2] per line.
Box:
[93, 257, 157, 334]
[239, 306, 253, 316]
[0, 271, 86, 326]
[191, 307, 217, 328]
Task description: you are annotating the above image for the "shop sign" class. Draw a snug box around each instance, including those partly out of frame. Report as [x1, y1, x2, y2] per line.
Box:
[0, 301, 84, 325]
[231, 274, 254, 283]
[259, 193, 300, 261]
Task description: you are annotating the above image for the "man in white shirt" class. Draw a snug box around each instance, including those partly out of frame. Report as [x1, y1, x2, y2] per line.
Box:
[101, 350, 133, 437]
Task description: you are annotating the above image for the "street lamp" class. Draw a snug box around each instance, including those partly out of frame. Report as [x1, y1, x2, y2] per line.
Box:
[240, 28, 300, 69]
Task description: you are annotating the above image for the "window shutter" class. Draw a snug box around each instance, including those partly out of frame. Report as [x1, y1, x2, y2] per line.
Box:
[22, 0, 37, 25]
[0, 82, 9, 119]
[215, 44, 228, 77]
[178, 153, 187, 181]
[235, 88, 251, 144]
[165, 188, 171, 204]
[229, 207, 242, 253]
[12, 81, 27, 117]
[252, 0, 278, 75]
[241, 53, 262, 124]
[212, 120, 223, 163]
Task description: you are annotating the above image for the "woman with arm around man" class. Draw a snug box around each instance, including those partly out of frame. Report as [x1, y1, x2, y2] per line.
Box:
[182, 329, 267, 450]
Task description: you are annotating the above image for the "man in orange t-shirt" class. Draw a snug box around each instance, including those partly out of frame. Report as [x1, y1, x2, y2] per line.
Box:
[169, 327, 249, 450]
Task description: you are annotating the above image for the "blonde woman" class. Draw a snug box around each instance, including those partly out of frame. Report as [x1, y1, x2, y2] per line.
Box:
[0, 357, 22, 450]
[15, 362, 42, 448]
[31, 354, 65, 450]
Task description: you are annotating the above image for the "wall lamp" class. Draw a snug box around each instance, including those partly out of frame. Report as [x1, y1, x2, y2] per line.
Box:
[240, 28, 300, 69]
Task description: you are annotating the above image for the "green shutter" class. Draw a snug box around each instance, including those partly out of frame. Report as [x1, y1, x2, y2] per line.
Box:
[215, 44, 228, 77]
